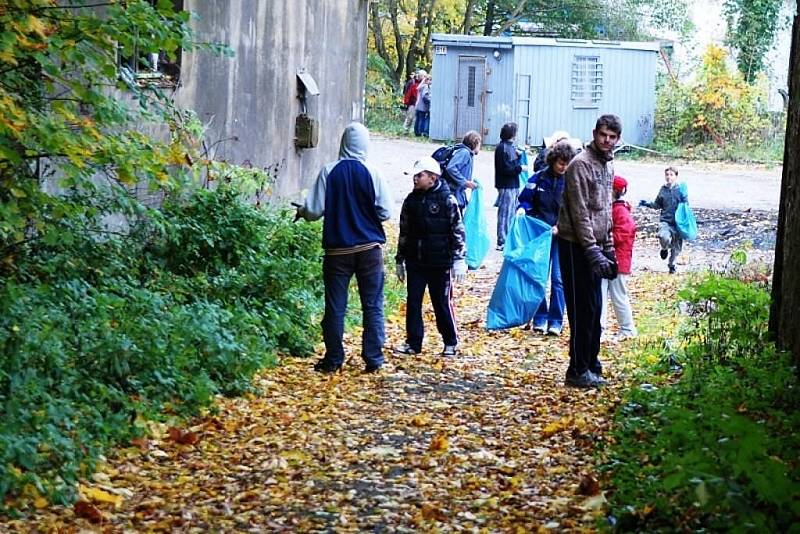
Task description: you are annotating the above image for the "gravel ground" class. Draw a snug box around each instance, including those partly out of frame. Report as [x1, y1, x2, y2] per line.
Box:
[369, 135, 780, 275]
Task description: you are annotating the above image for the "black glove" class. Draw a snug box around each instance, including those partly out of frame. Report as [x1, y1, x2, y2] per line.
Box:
[602, 248, 619, 279]
[638, 199, 648, 208]
[585, 245, 617, 280]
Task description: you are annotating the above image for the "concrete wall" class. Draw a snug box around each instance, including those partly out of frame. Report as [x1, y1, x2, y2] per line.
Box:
[177, 1, 369, 198]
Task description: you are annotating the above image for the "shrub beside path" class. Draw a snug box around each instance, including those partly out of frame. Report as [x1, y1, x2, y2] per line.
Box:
[3, 261, 678, 531]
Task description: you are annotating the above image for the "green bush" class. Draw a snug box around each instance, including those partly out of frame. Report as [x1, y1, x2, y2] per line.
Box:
[601, 275, 800, 531]
[653, 45, 782, 162]
[0, 186, 324, 508]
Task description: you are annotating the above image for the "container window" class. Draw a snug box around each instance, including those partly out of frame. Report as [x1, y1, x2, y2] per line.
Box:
[571, 56, 602, 109]
[467, 66, 476, 107]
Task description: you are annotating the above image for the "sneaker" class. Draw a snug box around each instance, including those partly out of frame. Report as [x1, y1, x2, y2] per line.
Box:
[590, 371, 608, 386]
[496, 244, 504, 251]
[668, 264, 676, 274]
[364, 362, 383, 374]
[313, 360, 342, 374]
[547, 326, 562, 336]
[613, 332, 637, 342]
[660, 249, 668, 260]
[565, 370, 604, 388]
[442, 345, 457, 357]
[532, 324, 547, 334]
[393, 343, 418, 355]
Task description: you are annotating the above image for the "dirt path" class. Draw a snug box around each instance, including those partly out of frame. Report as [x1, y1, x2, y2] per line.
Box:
[10, 259, 680, 531]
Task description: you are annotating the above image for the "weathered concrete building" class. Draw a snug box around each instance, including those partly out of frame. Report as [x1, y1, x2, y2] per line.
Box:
[172, 1, 369, 197]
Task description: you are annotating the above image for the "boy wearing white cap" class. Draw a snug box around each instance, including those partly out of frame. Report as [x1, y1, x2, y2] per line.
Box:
[395, 156, 467, 357]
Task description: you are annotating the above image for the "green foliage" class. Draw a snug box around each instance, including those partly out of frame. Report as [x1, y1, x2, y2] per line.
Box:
[365, 53, 406, 136]
[723, 0, 786, 82]
[0, 186, 325, 509]
[601, 275, 800, 531]
[653, 45, 781, 162]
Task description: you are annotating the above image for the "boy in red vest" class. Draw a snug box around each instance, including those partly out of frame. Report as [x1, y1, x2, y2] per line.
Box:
[601, 175, 638, 341]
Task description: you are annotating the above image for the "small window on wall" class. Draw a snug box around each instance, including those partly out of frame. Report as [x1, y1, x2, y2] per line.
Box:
[467, 66, 477, 107]
[571, 56, 602, 108]
[118, 0, 184, 87]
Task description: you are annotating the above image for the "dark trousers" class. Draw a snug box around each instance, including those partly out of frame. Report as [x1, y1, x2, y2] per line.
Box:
[321, 247, 385, 368]
[414, 110, 430, 137]
[405, 262, 458, 352]
[558, 238, 603, 377]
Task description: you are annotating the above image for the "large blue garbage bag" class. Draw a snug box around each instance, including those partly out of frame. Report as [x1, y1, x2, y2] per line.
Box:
[486, 215, 552, 330]
[675, 182, 698, 241]
[518, 150, 530, 189]
[463, 179, 491, 269]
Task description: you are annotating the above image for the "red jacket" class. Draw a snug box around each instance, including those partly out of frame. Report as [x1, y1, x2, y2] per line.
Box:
[612, 200, 637, 274]
[403, 81, 419, 106]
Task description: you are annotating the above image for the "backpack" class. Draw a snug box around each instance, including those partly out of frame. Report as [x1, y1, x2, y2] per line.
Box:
[431, 145, 456, 169]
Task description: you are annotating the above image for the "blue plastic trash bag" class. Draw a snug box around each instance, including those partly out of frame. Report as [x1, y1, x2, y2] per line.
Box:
[675, 182, 698, 240]
[463, 179, 491, 269]
[518, 150, 530, 189]
[486, 215, 552, 330]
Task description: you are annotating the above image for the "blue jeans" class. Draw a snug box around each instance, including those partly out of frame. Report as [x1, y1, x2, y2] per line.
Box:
[321, 247, 385, 368]
[414, 110, 430, 137]
[533, 235, 564, 330]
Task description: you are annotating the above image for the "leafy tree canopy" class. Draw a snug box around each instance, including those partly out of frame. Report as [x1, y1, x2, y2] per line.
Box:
[369, 0, 691, 87]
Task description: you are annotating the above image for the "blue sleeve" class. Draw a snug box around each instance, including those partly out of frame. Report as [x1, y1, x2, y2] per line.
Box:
[445, 148, 472, 187]
[517, 173, 540, 211]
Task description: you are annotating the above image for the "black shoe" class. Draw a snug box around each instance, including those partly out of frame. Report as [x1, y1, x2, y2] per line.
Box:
[364, 363, 383, 373]
[313, 360, 342, 374]
[660, 249, 668, 260]
[669, 264, 676, 274]
[565, 370, 604, 388]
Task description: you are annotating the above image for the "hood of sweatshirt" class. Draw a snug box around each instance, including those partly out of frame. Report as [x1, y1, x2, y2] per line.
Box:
[338, 122, 369, 161]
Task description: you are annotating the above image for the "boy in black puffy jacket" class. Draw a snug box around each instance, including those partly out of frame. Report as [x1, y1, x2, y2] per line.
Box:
[395, 156, 467, 357]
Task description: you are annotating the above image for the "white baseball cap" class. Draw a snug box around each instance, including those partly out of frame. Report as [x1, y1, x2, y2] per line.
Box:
[404, 156, 441, 176]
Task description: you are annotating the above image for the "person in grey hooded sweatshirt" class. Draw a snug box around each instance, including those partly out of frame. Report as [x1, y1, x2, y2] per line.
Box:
[295, 122, 394, 374]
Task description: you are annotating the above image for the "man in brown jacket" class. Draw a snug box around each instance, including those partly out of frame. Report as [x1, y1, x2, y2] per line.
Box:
[557, 114, 621, 388]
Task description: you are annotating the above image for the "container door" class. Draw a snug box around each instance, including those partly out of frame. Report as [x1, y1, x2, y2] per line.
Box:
[516, 73, 532, 145]
[454, 56, 486, 139]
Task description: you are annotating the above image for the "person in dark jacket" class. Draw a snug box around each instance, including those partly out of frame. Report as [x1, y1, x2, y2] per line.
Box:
[444, 130, 481, 213]
[296, 123, 393, 374]
[517, 140, 576, 336]
[639, 166, 686, 274]
[493, 122, 527, 251]
[395, 156, 467, 357]
[556, 114, 621, 389]
[601, 175, 638, 341]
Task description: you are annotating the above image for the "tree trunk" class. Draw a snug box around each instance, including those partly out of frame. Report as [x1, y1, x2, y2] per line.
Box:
[405, 0, 433, 73]
[422, 0, 438, 66]
[369, 0, 402, 86]
[483, 0, 496, 36]
[770, 6, 800, 366]
[388, 0, 406, 81]
[462, 0, 476, 34]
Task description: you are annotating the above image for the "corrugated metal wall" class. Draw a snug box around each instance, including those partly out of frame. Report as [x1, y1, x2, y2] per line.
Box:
[513, 44, 656, 146]
[431, 35, 657, 148]
[430, 44, 514, 144]
[177, 1, 369, 198]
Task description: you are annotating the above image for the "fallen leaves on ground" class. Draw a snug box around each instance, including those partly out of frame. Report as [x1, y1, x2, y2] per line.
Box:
[4, 263, 681, 532]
